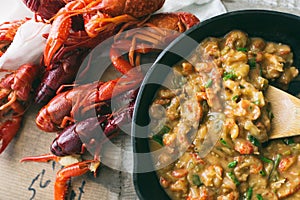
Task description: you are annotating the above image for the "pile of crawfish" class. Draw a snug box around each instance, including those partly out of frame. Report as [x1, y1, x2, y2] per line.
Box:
[0, 0, 200, 199]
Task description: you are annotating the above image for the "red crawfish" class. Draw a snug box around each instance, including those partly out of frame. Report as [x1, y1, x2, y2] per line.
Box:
[35, 28, 120, 104]
[110, 12, 200, 74]
[35, 11, 200, 131]
[0, 64, 41, 153]
[21, 89, 137, 200]
[34, 9, 138, 104]
[35, 68, 142, 132]
[51, 90, 136, 158]
[35, 11, 199, 105]
[41, 0, 166, 67]
[22, 0, 165, 22]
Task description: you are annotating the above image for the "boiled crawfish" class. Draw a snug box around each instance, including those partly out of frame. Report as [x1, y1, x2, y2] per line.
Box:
[35, 11, 200, 105]
[35, 28, 120, 104]
[110, 12, 200, 74]
[42, 0, 166, 67]
[36, 10, 199, 134]
[36, 67, 142, 132]
[21, 89, 137, 199]
[35, 12, 137, 104]
[0, 64, 40, 153]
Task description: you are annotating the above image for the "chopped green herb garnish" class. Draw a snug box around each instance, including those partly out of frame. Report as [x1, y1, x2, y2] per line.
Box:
[220, 138, 227, 145]
[220, 138, 231, 148]
[283, 150, 291, 156]
[232, 95, 239, 101]
[283, 138, 295, 145]
[260, 156, 273, 163]
[192, 174, 202, 186]
[227, 172, 240, 186]
[256, 194, 263, 200]
[274, 154, 281, 169]
[223, 71, 237, 81]
[151, 125, 171, 146]
[158, 125, 171, 135]
[248, 135, 260, 147]
[239, 84, 245, 89]
[259, 67, 263, 76]
[237, 47, 248, 52]
[268, 110, 274, 120]
[228, 160, 238, 168]
[152, 134, 164, 146]
[205, 79, 213, 88]
[260, 170, 266, 176]
[245, 187, 253, 200]
[248, 58, 257, 68]
[253, 100, 260, 105]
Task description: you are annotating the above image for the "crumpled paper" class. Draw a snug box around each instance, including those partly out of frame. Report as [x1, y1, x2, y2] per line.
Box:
[0, 1, 33, 24]
[159, 0, 227, 21]
[248, 0, 300, 10]
[0, 19, 50, 70]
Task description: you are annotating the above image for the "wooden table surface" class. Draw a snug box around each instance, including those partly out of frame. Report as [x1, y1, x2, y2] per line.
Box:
[1, 1, 300, 200]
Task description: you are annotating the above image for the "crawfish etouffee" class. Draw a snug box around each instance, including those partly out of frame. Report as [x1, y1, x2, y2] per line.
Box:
[149, 30, 300, 199]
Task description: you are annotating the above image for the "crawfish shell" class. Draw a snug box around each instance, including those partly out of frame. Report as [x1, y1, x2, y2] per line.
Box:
[22, 0, 66, 20]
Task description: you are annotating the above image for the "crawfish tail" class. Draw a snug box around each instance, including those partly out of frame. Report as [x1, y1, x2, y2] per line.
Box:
[102, 89, 138, 135]
[0, 64, 41, 101]
[94, 0, 165, 18]
[35, 24, 121, 105]
[35, 48, 90, 104]
[11, 64, 41, 101]
[103, 102, 135, 137]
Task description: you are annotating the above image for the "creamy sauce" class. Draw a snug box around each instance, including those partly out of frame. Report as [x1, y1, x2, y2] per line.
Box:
[149, 30, 299, 200]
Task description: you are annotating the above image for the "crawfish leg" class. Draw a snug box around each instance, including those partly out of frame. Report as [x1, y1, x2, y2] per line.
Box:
[96, 70, 142, 102]
[60, 116, 75, 129]
[110, 46, 136, 74]
[20, 153, 60, 162]
[55, 160, 100, 200]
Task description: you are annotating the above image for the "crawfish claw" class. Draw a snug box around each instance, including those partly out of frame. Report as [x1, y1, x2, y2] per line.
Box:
[55, 160, 100, 200]
[0, 117, 22, 154]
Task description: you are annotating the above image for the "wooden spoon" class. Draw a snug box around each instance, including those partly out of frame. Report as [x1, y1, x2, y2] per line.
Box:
[266, 86, 300, 139]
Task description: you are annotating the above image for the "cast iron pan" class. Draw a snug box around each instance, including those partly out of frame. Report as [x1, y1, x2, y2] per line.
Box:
[132, 10, 300, 200]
